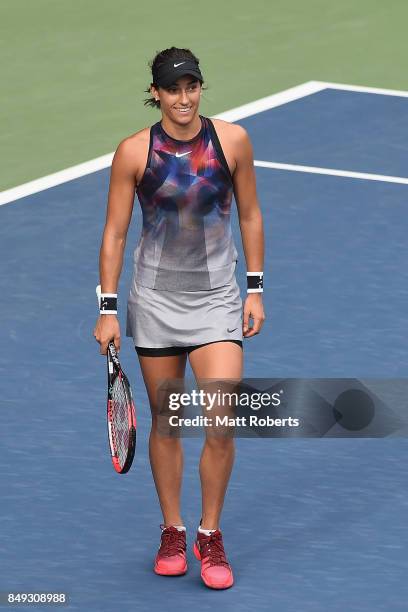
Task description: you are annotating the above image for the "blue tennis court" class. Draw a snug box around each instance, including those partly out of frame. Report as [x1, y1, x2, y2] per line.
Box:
[1, 83, 407, 611]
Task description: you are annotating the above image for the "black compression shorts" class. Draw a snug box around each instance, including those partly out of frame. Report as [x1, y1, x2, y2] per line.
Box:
[135, 339, 243, 357]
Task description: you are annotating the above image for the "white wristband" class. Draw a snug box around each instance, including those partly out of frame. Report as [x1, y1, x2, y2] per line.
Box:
[247, 271, 264, 293]
[96, 284, 118, 314]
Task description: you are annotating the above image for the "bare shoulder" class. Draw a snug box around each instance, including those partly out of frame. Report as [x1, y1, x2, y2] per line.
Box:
[210, 118, 249, 144]
[210, 118, 252, 175]
[113, 127, 151, 182]
[115, 126, 150, 158]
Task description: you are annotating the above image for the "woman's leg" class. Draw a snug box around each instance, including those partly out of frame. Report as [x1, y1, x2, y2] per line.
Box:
[188, 341, 243, 530]
[137, 351, 188, 526]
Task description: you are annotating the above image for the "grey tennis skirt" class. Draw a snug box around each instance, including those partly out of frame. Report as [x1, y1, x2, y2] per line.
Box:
[125, 273, 243, 349]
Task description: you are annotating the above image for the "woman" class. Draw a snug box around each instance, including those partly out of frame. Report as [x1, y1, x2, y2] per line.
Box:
[94, 46, 265, 590]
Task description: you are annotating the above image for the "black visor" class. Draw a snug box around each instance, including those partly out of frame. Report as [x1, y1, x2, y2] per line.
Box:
[153, 59, 203, 88]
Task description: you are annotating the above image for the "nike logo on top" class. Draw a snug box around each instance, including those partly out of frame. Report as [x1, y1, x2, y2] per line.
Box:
[174, 62, 185, 67]
[227, 327, 237, 333]
[175, 151, 192, 157]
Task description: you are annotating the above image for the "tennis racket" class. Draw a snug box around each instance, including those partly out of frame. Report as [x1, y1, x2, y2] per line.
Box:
[96, 284, 136, 474]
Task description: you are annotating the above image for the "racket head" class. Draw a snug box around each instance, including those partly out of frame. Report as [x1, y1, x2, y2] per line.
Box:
[107, 341, 136, 474]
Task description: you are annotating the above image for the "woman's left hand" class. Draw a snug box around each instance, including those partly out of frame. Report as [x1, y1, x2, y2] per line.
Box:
[243, 293, 266, 337]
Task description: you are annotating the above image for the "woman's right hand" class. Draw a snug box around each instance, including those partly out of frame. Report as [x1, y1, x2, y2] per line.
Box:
[93, 315, 121, 355]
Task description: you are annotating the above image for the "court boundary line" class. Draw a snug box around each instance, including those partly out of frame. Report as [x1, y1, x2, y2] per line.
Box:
[253, 160, 408, 186]
[1, 79, 407, 206]
[312, 80, 408, 99]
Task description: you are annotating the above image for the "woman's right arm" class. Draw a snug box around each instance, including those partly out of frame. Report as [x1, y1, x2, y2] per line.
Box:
[94, 139, 137, 355]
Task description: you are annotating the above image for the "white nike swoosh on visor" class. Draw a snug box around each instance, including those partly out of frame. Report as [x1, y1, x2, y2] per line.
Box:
[174, 62, 185, 67]
[175, 151, 192, 157]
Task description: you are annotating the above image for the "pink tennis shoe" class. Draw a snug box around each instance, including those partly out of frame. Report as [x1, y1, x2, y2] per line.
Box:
[193, 528, 234, 589]
[154, 525, 187, 576]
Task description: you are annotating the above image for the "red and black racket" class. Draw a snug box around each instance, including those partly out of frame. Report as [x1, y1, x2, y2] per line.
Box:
[96, 285, 136, 474]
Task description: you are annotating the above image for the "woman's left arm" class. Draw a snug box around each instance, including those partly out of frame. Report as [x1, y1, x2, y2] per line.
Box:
[232, 125, 266, 338]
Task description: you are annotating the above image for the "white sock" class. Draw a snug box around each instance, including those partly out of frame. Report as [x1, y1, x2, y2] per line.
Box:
[162, 524, 186, 532]
[198, 525, 217, 536]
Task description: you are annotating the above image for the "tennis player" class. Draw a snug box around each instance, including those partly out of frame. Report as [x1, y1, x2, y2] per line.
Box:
[94, 46, 265, 589]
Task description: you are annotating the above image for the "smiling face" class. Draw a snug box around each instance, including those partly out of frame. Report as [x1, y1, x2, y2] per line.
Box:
[151, 75, 202, 124]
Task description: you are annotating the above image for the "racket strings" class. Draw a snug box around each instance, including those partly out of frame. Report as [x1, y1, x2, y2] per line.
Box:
[111, 375, 131, 467]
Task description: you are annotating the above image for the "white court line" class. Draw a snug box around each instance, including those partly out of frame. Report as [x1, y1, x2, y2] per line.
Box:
[254, 160, 408, 186]
[310, 80, 408, 99]
[0, 153, 115, 208]
[1, 79, 407, 206]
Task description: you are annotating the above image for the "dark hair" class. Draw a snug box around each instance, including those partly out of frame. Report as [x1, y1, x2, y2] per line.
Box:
[143, 46, 208, 109]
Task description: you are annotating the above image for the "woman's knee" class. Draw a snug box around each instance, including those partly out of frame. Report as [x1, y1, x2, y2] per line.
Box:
[150, 417, 182, 444]
[204, 434, 235, 453]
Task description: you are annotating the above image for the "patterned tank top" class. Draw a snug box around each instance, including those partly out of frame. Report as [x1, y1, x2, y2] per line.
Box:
[133, 114, 238, 291]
